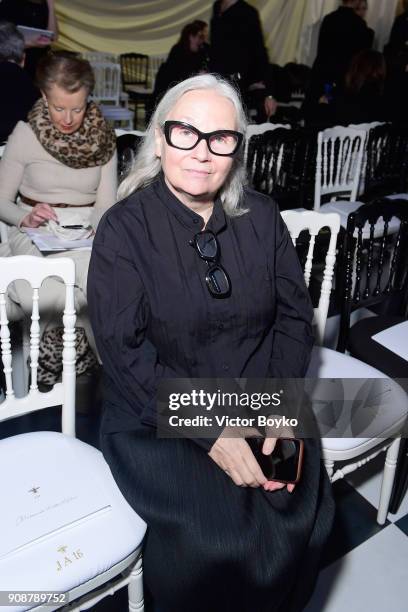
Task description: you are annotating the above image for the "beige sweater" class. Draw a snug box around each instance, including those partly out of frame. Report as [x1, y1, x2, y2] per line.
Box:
[0, 121, 118, 228]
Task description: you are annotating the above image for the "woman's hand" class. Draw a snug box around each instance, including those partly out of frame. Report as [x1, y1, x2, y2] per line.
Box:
[264, 95, 277, 118]
[20, 203, 58, 228]
[25, 35, 53, 49]
[209, 430, 268, 487]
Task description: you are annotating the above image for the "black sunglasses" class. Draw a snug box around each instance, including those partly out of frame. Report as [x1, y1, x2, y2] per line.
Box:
[163, 121, 243, 156]
[190, 230, 231, 298]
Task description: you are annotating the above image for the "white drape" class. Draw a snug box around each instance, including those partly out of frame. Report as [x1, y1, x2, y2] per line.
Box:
[56, 0, 399, 67]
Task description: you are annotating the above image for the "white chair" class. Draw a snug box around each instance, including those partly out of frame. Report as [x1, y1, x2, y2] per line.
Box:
[91, 62, 133, 130]
[0, 256, 146, 610]
[314, 126, 366, 211]
[281, 210, 340, 346]
[82, 51, 119, 64]
[282, 210, 407, 524]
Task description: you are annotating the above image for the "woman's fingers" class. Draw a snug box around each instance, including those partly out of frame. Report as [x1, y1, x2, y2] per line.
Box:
[261, 436, 277, 456]
[35, 203, 59, 221]
[263, 481, 286, 492]
[24, 204, 59, 227]
[209, 435, 267, 487]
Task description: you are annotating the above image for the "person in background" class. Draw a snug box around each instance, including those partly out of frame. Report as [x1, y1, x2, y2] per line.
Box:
[0, 21, 39, 142]
[210, 0, 268, 93]
[0, 52, 117, 382]
[386, 0, 408, 55]
[152, 20, 209, 108]
[384, 1, 408, 125]
[304, 49, 387, 128]
[354, 0, 375, 43]
[308, 0, 373, 109]
[332, 49, 388, 125]
[0, 0, 58, 78]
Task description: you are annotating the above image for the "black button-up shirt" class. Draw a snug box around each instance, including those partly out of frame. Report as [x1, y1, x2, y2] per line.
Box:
[87, 176, 314, 448]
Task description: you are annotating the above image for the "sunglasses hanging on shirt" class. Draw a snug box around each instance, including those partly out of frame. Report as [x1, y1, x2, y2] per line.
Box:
[190, 230, 231, 298]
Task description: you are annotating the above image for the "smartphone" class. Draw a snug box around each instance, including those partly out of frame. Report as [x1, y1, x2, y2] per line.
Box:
[247, 437, 304, 484]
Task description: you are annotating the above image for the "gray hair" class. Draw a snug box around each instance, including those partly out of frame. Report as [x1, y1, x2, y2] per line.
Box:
[118, 74, 249, 217]
[0, 21, 25, 64]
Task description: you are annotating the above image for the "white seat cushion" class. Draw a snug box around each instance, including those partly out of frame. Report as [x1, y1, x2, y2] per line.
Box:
[0, 431, 146, 611]
[307, 346, 407, 449]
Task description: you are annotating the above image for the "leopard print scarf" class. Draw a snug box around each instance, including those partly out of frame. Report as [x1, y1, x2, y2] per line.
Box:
[28, 98, 116, 169]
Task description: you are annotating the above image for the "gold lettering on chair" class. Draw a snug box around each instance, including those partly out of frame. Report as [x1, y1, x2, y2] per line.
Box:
[55, 545, 85, 572]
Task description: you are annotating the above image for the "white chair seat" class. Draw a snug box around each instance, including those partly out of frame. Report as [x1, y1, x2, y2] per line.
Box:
[100, 105, 133, 119]
[0, 431, 146, 611]
[307, 346, 407, 454]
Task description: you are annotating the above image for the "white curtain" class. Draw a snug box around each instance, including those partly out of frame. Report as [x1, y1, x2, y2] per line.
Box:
[55, 0, 399, 66]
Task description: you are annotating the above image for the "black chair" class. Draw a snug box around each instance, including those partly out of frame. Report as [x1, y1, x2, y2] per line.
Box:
[336, 198, 408, 354]
[116, 133, 143, 182]
[361, 123, 408, 201]
[246, 127, 316, 211]
[120, 53, 152, 127]
[336, 199, 408, 515]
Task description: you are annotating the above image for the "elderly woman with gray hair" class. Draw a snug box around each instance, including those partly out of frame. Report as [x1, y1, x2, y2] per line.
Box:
[88, 74, 334, 612]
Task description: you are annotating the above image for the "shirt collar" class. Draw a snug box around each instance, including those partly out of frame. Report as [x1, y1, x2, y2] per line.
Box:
[155, 173, 227, 234]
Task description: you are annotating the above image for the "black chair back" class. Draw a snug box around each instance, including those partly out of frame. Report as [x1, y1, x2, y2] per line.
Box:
[246, 127, 316, 210]
[116, 133, 143, 181]
[120, 53, 149, 88]
[337, 199, 408, 352]
[362, 124, 408, 200]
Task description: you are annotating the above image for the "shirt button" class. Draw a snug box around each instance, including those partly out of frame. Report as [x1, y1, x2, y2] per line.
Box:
[193, 219, 199, 224]
[218, 322, 224, 330]
[222, 363, 229, 371]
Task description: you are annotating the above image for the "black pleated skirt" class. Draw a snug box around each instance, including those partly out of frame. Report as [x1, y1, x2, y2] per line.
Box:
[101, 405, 334, 612]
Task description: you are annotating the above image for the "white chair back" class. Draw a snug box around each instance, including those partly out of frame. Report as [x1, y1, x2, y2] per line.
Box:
[281, 210, 340, 345]
[83, 51, 119, 64]
[0, 256, 76, 435]
[314, 126, 366, 211]
[91, 62, 122, 105]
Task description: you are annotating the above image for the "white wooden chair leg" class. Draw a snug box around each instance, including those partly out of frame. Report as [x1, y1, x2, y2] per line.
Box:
[21, 321, 30, 394]
[377, 437, 401, 525]
[324, 457, 335, 480]
[128, 555, 144, 612]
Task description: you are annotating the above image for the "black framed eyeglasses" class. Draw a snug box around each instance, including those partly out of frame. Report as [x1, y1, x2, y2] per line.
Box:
[190, 230, 231, 298]
[163, 121, 243, 156]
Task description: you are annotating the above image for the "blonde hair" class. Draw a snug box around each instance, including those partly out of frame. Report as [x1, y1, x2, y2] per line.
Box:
[118, 74, 249, 217]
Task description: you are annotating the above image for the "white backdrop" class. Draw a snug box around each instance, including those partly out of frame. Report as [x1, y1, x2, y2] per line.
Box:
[56, 0, 400, 67]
